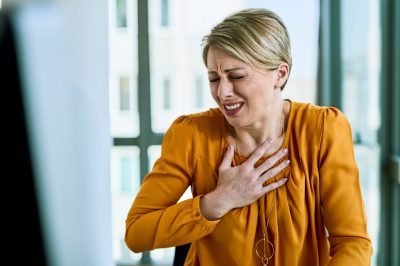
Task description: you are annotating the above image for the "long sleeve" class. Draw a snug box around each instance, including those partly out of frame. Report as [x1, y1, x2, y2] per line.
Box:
[318, 108, 373, 265]
[125, 116, 220, 253]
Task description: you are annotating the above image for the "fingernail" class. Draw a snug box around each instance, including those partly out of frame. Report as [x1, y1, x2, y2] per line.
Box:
[283, 178, 288, 182]
[267, 138, 274, 144]
[284, 160, 290, 165]
[227, 145, 231, 151]
[282, 148, 288, 154]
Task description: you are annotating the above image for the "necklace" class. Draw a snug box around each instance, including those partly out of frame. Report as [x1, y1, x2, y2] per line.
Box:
[235, 136, 280, 265]
[233, 101, 286, 265]
[255, 190, 277, 266]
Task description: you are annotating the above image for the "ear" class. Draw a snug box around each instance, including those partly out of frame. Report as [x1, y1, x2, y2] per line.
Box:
[274, 62, 290, 89]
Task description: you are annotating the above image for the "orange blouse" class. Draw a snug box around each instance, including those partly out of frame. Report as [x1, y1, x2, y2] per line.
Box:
[125, 101, 372, 265]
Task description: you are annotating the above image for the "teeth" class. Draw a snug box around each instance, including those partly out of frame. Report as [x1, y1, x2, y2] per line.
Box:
[225, 103, 241, 110]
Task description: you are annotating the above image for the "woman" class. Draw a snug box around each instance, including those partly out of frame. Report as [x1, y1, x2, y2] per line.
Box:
[125, 8, 372, 265]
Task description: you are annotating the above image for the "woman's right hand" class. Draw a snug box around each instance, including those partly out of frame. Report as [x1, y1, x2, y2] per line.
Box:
[200, 140, 290, 220]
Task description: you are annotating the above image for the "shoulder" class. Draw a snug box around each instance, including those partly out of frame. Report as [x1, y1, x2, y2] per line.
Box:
[167, 108, 225, 138]
[289, 101, 351, 146]
[187, 108, 224, 124]
[295, 102, 349, 130]
[291, 101, 348, 126]
[164, 108, 225, 162]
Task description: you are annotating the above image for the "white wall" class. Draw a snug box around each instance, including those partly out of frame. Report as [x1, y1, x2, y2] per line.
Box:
[13, 0, 113, 265]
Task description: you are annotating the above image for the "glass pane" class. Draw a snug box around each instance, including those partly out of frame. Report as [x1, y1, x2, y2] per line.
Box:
[119, 76, 131, 111]
[111, 146, 141, 264]
[162, 78, 171, 109]
[110, 0, 139, 137]
[160, 0, 169, 27]
[116, 0, 127, 28]
[149, 0, 319, 133]
[341, 0, 380, 265]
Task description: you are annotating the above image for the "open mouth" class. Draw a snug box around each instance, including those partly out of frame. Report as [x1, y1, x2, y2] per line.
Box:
[223, 102, 244, 115]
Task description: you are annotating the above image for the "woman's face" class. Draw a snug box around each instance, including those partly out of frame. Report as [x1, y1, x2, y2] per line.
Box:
[207, 45, 282, 129]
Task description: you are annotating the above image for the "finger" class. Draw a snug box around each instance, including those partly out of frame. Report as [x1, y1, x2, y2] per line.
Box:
[261, 177, 288, 194]
[245, 138, 274, 167]
[255, 148, 288, 175]
[259, 160, 290, 184]
[220, 145, 234, 170]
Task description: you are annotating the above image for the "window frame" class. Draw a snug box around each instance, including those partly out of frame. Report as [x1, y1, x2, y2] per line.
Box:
[113, 1, 162, 264]
[379, 0, 400, 265]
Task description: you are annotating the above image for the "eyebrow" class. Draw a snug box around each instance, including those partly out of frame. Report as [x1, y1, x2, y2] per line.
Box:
[207, 67, 245, 74]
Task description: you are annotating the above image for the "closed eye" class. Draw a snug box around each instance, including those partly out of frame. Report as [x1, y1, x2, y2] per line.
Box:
[209, 78, 220, 83]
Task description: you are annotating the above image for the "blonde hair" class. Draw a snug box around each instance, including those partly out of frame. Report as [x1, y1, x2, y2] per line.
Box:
[202, 8, 292, 89]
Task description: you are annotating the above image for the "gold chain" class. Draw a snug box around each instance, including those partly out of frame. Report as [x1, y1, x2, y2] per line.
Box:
[255, 189, 277, 266]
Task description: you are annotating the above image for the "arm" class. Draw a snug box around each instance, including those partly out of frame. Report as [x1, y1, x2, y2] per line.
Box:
[319, 108, 373, 265]
[124, 116, 219, 253]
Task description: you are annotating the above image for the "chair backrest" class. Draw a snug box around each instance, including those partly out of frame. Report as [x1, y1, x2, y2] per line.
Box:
[173, 243, 191, 266]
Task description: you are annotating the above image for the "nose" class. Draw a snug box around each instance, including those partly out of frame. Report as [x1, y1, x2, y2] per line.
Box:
[217, 78, 234, 100]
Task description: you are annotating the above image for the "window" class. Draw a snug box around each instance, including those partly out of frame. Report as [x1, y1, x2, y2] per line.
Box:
[109, 0, 139, 138]
[119, 76, 130, 111]
[340, 0, 381, 265]
[162, 78, 171, 109]
[120, 156, 132, 192]
[195, 76, 204, 108]
[110, 147, 141, 264]
[319, 1, 387, 264]
[161, 0, 169, 27]
[116, 0, 127, 28]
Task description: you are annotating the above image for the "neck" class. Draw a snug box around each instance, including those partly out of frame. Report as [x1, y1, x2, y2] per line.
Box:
[233, 100, 287, 155]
